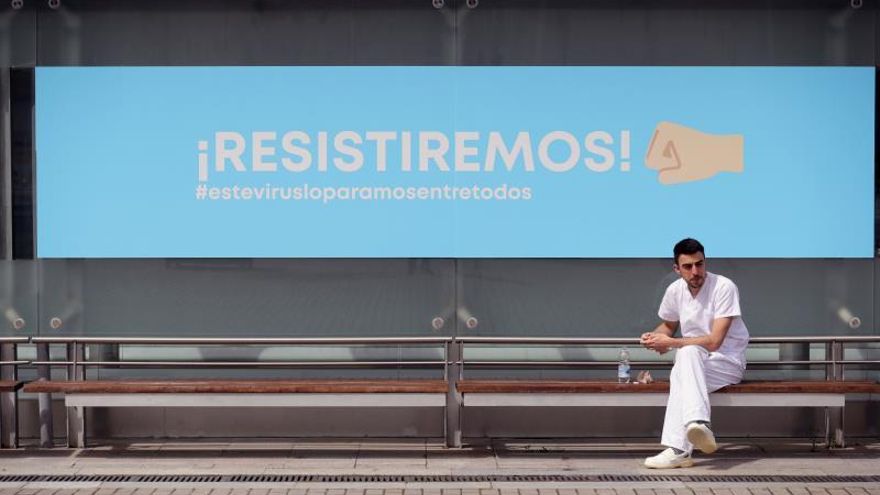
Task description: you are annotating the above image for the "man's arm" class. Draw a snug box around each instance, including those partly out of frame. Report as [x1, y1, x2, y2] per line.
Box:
[640, 320, 678, 354]
[642, 317, 733, 353]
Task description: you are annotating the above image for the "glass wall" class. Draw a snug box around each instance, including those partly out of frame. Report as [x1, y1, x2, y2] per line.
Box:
[0, 0, 876, 361]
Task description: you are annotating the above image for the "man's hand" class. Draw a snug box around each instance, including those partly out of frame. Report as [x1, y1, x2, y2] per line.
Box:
[641, 332, 673, 354]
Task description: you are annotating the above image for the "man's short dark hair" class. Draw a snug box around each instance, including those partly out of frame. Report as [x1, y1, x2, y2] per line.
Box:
[673, 238, 705, 264]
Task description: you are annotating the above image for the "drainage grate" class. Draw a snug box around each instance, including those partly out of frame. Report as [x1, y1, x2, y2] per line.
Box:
[0, 474, 879, 484]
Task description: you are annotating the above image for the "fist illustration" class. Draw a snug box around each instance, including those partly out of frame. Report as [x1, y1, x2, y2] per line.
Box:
[645, 122, 744, 185]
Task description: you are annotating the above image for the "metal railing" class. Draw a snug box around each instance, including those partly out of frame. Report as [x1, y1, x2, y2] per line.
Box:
[454, 336, 880, 380]
[3, 335, 879, 449]
[28, 336, 455, 377]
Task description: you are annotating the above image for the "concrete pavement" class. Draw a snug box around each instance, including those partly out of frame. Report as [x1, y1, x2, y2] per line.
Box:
[0, 439, 877, 494]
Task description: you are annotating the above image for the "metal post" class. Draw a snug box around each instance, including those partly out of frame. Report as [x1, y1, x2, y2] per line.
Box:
[826, 341, 845, 448]
[36, 342, 54, 447]
[444, 339, 462, 448]
[0, 342, 18, 448]
[66, 342, 85, 448]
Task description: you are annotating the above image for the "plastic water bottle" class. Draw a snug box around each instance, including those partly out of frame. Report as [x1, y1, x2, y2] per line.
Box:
[617, 348, 631, 383]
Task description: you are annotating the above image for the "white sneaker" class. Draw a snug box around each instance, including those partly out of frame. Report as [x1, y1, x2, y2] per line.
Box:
[686, 422, 717, 454]
[643, 448, 694, 469]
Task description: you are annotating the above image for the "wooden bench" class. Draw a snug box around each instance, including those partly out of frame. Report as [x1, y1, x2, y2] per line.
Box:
[24, 380, 448, 448]
[24, 335, 880, 449]
[24, 379, 449, 448]
[0, 380, 24, 393]
[451, 336, 880, 448]
[455, 380, 880, 448]
[457, 379, 880, 407]
[27, 336, 456, 448]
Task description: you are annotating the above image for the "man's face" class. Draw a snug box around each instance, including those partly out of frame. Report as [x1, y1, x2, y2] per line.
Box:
[674, 252, 707, 291]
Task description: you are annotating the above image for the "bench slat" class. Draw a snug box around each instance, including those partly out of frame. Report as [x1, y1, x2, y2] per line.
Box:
[463, 392, 846, 408]
[457, 380, 880, 394]
[0, 380, 23, 392]
[23, 379, 448, 394]
[65, 393, 446, 408]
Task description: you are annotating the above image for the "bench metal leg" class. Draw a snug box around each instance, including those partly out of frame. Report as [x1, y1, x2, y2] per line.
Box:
[67, 406, 85, 449]
[825, 406, 845, 448]
[824, 342, 845, 449]
[0, 391, 17, 448]
[66, 342, 86, 449]
[445, 340, 462, 448]
[36, 343, 54, 448]
[0, 343, 18, 448]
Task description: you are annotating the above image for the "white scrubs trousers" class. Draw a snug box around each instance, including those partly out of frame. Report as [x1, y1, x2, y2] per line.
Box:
[661, 345, 744, 452]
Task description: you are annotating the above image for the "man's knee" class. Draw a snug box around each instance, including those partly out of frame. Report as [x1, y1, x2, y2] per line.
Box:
[675, 345, 708, 362]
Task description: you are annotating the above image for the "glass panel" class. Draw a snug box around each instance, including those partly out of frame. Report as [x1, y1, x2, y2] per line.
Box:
[0, 260, 36, 337]
[454, 0, 878, 384]
[457, 0, 876, 66]
[2, 3, 36, 261]
[38, 259, 455, 337]
[35, 0, 453, 66]
[459, 259, 875, 336]
[0, 2, 36, 67]
[31, 1, 458, 345]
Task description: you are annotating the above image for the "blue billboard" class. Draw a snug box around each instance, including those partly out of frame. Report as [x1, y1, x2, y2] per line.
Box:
[36, 66, 874, 257]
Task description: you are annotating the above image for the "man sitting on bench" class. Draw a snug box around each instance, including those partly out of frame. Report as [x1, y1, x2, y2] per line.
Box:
[640, 238, 750, 469]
